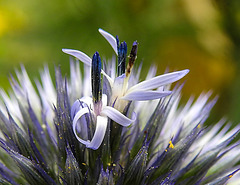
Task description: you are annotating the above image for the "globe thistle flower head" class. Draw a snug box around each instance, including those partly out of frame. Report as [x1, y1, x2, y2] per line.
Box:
[0, 28, 239, 185]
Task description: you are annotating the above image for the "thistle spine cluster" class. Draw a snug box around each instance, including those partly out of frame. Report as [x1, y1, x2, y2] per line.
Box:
[0, 29, 239, 185]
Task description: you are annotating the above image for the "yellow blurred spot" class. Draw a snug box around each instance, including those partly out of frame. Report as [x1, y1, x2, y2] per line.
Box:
[0, 7, 26, 37]
[165, 149, 168, 152]
[169, 141, 174, 149]
[113, 163, 116, 167]
[0, 12, 8, 36]
[182, 0, 233, 57]
[82, 163, 86, 166]
[197, 124, 201, 129]
[229, 175, 233, 178]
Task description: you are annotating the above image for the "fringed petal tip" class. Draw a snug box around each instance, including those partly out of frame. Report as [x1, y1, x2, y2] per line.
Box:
[62, 49, 92, 66]
[98, 28, 118, 56]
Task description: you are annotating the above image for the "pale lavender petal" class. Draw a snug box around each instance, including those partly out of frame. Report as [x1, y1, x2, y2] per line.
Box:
[101, 70, 114, 87]
[16, 65, 41, 111]
[101, 106, 136, 126]
[63, 48, 114, 87]
[102, 94, 108, 107]
[0, 89, 23, 122]
[71, 100, 82, 120]
[36, 65, 56, 112]
[71, 100, 90, 141]
[79, 96, 93, 107]
[69, 60, 82, 102]
[146, 65, 157, 80]
[98, 28, 118, 55]
[62, 49, 91, 66]
[127, 69, 189, 93]
[72, 107, 91, 146]
[83, 65, 91, 96]
[122, 90, 172, 101]
[113, 74, 125, 89]
[86, 116, 108, 150]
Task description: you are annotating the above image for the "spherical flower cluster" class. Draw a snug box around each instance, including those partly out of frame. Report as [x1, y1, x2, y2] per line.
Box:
[0, 29, 239, 184]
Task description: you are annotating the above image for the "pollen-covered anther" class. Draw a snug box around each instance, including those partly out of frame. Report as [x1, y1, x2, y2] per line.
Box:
[169, 140, 174, 149]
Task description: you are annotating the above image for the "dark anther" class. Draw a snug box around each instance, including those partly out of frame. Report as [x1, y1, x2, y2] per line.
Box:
[91, 52, 102, 103]
[126, 41, 138, 77]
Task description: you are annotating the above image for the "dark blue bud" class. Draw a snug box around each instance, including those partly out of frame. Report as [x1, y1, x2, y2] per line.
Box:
[91, 52, 102, 103]
[116, 35, 120, 51]
[123, 41, 127, 55]
[117, 41, 127, 76]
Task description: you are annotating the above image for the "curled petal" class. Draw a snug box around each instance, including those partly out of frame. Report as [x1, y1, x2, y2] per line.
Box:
[80, 96, 93, 107]
[86, 116, 108, 150]
[71, 100, 82, 120]
[127, 69, 189, 93]
[101, 106, 136, 127]
[73, 107, 108, 150]
[62, 49, 91, 66]
[71, 97, 92, 121]
[98, 28, 118, 55]
[122, 90, 172, 101]
[72, 107, 91, 146]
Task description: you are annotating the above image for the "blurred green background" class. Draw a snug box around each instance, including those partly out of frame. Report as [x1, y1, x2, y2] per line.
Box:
[0, 0, 240, 123]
